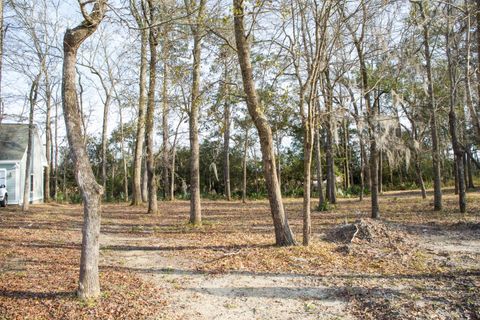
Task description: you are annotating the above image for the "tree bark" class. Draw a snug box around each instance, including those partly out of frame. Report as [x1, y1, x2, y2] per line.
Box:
[223, 91, 231, 201]
[145, 0, 158, 214]
[61, 0, 106, 300]
[234, 0, 295, 246]
[314, 128, 325, 208]
[418, 1, 442, 210]
[162, 43, 170, 200]
[23, 76, 39, 212]
[186, 0, 206, 225]
[324, 70, 336, 204]
[101, 89, 111, 198]
[446, 2, 465, 213]
[130, 0, 148, 205]
[242, 127, 248, 203]
[44, 72, 52, 202]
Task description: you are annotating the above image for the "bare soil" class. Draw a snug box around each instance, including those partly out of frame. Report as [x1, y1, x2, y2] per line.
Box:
[1, 188, 479, 319]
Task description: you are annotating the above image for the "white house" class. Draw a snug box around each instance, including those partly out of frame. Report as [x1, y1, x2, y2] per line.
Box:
[0, 123, 48, 204]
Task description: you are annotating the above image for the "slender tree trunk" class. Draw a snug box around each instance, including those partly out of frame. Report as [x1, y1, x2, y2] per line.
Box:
[419, 2, 442, 210]
[242, 127, 248, 203]
[276, 131, 282, 190]
[414, 151, 427, 199]
[302, 99, 314, 246]
[234, 0, 295, 246]
[142, 155, 148, 202]
[359, 139, 365, 201]
[101, 92, 111, 198]
[131, 9, 148, 205]
[223, 91, 231, 201]
[187, 0, 206, 225]
[119, 104, 128, 201]
[145, 0, 158, 214]
[54, 100, 58, 200]
[464, 3, 480, 144]
[314, 128, 325, 208]
[343, 119, 350, 191]
[324, 71, 336, 204]
[379, 151, 383, 194]
[62, 1, 106, 300]
[446, 4, 465, 213]
[467, 152, 475, 188]
[23, 77, 39, 211]
[162, 47, 170, 200]
[43, 71, 51, 202]
[170, 145, 176, 200]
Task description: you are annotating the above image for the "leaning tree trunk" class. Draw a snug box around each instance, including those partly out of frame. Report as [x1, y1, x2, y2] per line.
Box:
[234, 0, 295, 246]
[62, 0, 106, 300]
[131, 10, 148, 205]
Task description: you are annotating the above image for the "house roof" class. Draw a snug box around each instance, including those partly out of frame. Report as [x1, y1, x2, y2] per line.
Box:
[0, 124, 32, 161]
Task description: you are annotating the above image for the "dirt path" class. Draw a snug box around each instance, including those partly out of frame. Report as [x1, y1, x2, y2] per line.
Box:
[101, 235, 354, 320]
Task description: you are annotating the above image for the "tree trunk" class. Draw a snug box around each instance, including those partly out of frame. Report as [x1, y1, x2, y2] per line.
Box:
[23, 77, 39, 212]
[314, 128, 325, 208]
[223, 92, 231, 201]
[302, 101, 314, 246]
[44, 73, 52, 202]
[187, 0, 206, 225]
[343, 120, 350, 191]
[378, 151, 383, 194]
[242, 127, 248, 204]
[54, 100, 59, 200]
[142, 155, 148, 202]
[446, 4, 466, 213]
[119, 103, 128, 201]
[162, 47, 170, 200]
[467, 152, 475, 188]
[414, 152, 427, 199]
[419, 2, 442, 210]
[324, 70, 336, 204]
[234, 0, 295, 246]
[464, 2, 480, 144]
[145, 0, 158, 214]
[131, 6, 148, 205]
[101, 91, 111, 198]
[61, 0, 106, 300]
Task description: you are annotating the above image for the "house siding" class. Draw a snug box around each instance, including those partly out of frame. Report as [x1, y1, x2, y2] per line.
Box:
[0, 163, 18, 203]
[1, 124, 46, 205]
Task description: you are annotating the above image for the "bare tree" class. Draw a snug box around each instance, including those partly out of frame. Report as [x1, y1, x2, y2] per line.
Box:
[233, 0, 295, 246]
[130, 0, 148, 205]
[412, 0, 442, 210]
[144, 0, 159, 213]
[184, 0, 206, 225]
[62, 0, 107, 300]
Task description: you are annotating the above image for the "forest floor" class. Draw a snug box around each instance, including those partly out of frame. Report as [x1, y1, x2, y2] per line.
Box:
[1, 188, 479, 319]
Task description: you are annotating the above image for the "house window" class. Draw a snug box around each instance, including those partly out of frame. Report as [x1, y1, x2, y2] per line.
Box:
[30, 174, 34, 192]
